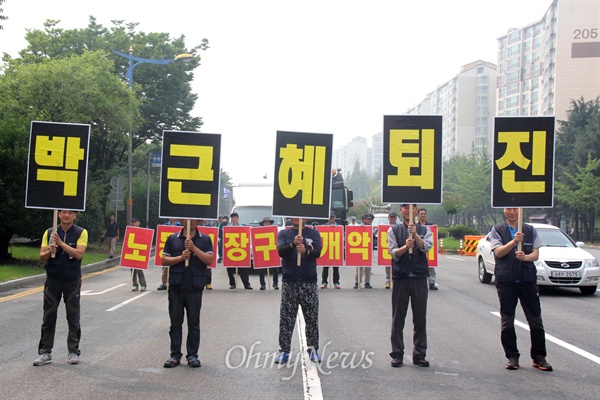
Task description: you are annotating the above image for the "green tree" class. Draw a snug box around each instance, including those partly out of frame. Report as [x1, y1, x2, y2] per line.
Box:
[0, 0, 6, 30]
[0, 51, 141, 257]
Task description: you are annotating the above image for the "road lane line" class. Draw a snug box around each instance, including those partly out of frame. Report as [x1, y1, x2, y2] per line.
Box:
[490, 312, 600, 364]
[81, 283, 127, 296]
[0, 266, 121, 303]
[106, 290, 152, 311]
[297, 307, 324, 400]
[446, 256, 466, 262]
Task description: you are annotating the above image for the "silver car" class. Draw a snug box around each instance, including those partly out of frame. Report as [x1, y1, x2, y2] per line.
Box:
[476, 223, 600, 295]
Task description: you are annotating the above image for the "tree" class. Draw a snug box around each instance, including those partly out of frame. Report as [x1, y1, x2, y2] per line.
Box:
[0, 0, 7, 30]
[0, 52, 142, 258]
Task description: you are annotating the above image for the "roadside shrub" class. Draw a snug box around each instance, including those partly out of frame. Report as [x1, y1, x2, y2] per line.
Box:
[448, 225, 481, 240]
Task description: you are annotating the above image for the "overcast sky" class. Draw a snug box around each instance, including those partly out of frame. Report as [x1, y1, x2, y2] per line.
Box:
[1, 0, 552, 183]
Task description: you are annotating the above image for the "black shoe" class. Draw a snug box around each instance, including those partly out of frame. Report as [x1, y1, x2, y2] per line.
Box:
[532, 356, 552, 371]
[364, 283, 373, 289]
[413, 358, 429, 367]
[391, 358, 403, 368]
[429, 284, 438, 290]
[217, 258, 222, 263]
[244, 286, 253, 290]
[273, 284, 279, 290]
[229, 285, 236, 290]
[506, 357, 519, 370]
[187, 356, 201, 368]
[260, 285, 266, 291]
[157, 284, 167, 290]
[163, 357, 180, 368]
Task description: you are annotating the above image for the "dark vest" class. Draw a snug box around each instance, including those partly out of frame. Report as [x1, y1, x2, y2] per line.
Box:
[44, 225, 84, 281]
[493, 222, 536, 284]
[391, 223, 429, 279]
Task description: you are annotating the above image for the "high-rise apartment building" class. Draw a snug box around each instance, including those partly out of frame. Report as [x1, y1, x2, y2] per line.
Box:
[406, 60, 497, 161]
[496, 0, 599, 120]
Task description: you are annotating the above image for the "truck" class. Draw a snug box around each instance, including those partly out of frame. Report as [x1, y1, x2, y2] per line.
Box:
[331, 168, 354, 225]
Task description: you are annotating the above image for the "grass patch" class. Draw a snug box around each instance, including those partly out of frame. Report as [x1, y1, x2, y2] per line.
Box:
[0, 244, 120, 283]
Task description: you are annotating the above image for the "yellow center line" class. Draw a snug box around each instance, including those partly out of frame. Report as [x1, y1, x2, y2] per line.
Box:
[0, 265, 121, 303]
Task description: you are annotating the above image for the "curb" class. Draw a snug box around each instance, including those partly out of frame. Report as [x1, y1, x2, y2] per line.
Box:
[0, 258, 121, 293]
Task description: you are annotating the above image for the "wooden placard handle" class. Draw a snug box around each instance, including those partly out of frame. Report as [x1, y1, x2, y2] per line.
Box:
[50, 209, 58, 258]
[517, 208, 523, 253]
[185, 219, 190, 267]
[297, 218, 303, 266]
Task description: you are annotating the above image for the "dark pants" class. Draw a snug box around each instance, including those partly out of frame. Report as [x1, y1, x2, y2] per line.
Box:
[131, 269, 147, 288]
[390, 277, 428, 360]
[278, 281, 319, 353]
[38, 278, 82, 355]
[168, 288, 203, 359]
[496, 282, 546, 359]
[321, 267, 340, 284]
[206, 268, 212, 285]
[259, 267, 280, 286]
[227, 267, 250, 288]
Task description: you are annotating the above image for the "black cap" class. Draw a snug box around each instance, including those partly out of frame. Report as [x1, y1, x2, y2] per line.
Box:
[362, 213, 374, 219]
[132, 217, 139, 222]
[259, 216, 275, 226]
[400, 203, 417, 208]
[388, 212, 397, 217]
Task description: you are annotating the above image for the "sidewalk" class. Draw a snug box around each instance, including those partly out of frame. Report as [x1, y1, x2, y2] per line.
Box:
[0, 257, 121, 293]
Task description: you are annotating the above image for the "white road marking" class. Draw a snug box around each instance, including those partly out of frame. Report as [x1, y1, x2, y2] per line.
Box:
[491, 312, 600, 364]
[446, 257, 466, 262]
[297, 307, 323, 400]
[81, 283, 127, 296]
[106, 291, 152, 311]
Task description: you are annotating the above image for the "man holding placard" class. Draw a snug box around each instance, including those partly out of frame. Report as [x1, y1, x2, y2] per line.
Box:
[161, 218, 214, 368]
[387, 203, 432, 368]
[34, 210, 88, 366]
[489, 208, 551, 371]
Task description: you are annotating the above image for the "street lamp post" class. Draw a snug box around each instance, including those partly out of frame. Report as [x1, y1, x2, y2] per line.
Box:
[112, 46, 192, 227]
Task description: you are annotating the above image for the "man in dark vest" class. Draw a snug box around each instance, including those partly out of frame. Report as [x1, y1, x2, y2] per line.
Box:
[489, 207, 552, 371]
[34, 210, 88, 366]
[387, 203, 432, 368]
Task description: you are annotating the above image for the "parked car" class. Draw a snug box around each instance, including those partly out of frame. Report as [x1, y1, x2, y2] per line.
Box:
[476, 223, 600, 294]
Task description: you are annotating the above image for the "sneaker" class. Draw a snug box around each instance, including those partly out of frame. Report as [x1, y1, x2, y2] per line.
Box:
[132, 286, 139, 292]
[506, 357, 519, 370]
[334, 283, 341, 289]
[353, 283, 358, 289]
[229, 285, 236, 290]
[320, 282, 328, 289]
[308, 349, 321, 363]
[364, 283, 373, 289]
[274, 351, 289, 363]
[157, 284, 167, 290]
[205, 283, 212, 290]
[217, 258, 222, 263]
[33, 353, 52, 366]
[187, 356, 201, 368]
[140, 286, 147, 292]
[67, 352, 79, 365]
[163, 357, 181, 368]
[273, 284, 279, 290]
[260, 285, 266, 291]
[244, 285, 253, 290]
[429, 284, 438, 290]
[532, 356, 552, 371]
[385, 282, 390, 289]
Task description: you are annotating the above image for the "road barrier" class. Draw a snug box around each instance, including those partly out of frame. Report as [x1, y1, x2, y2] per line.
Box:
[463, 235, 485, 256]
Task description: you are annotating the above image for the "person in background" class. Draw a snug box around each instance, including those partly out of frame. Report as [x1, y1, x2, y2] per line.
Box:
[417, 208, 438, 290]
[226, 212, 252, 290]
[34, 210, 88, 366]
[274, 218, 323, 363]
[158, 218, 181, 291]
[489, 207, 552, 372]
[130, 217, 147, 292]
[387, 203, 432, 368]
[321, 212, 341, 289]
[258, 216, 280, 290]
[217, 216, 229, 264]
[101, 213, 119, 259]
[385, 211, 398, 289]
[161, 218, 213, 368]
[348, 216, 359, 226]
[354, 213, 374, 289]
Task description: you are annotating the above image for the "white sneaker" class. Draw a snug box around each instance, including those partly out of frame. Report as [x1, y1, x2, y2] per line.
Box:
[67, 352, 79, 365]
[33, 353, 52, 366]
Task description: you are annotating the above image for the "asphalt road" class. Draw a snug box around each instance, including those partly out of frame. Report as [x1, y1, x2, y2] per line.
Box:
[1, 251, 599, 400]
